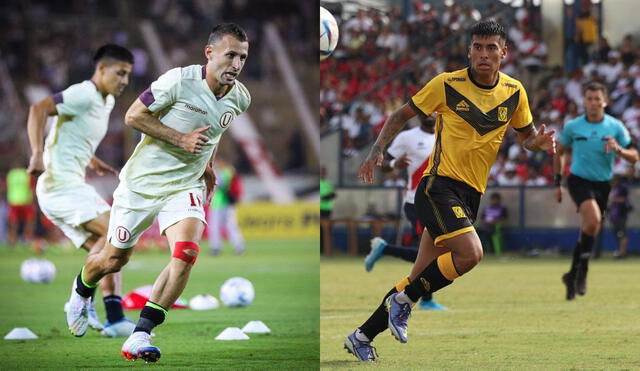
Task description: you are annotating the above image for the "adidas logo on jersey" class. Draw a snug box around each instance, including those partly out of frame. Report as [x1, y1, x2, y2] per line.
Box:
[455, 100, 470, 112]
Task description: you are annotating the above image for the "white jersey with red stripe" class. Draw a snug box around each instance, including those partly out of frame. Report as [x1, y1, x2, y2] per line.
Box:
[386, 126, 435, 204]
[121, 64, 250, 197]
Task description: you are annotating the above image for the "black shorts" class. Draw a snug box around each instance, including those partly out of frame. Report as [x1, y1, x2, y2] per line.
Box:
[611, 217, 627, 238]
[567, 174, 611, 214]
[415, 175, 481, 247]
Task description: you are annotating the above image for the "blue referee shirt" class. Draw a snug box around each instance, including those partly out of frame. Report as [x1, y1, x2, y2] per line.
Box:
[559, 114, 632, 182]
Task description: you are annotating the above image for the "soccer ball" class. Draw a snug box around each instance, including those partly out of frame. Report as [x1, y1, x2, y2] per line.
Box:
[20, 258, 56, 283]
[220, 277, 254, 307]
[320, 6, 339, 61]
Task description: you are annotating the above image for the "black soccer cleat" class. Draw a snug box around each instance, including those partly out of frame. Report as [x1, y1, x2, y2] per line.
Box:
[562, 273, 576, 301]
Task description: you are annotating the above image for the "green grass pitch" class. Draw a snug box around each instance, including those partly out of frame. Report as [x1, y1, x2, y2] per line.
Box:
[321, 255, 640, 370]
[0, 239, 318, 370]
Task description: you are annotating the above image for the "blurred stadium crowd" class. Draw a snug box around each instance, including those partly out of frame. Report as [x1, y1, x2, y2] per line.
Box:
[320, 0, 640, 187]
[0, 0, 317, 245]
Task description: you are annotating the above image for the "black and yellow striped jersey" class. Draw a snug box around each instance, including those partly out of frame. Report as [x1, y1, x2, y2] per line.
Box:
[410, 67, 533, 194]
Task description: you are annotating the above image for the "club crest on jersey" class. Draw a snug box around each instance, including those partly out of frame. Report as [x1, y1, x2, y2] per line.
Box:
[219, 111, 234, 128]
[455, 100, 470, 112]
[498, 107, 508, 122]
[452, 206, 467, 218]
[115, 226, 131, 243]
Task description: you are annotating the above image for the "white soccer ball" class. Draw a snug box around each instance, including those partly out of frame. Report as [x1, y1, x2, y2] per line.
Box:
[20, 258, 56, 284]
[220, 277, 254, 307]
[320, 6, 339, 61]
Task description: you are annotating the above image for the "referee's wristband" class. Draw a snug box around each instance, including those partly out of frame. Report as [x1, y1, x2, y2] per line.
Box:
[553, 174, 562, 187]
[389, 159, 396, 169]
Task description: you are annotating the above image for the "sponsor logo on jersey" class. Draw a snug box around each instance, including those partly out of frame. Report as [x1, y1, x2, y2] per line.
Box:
[502, 82, 518, 89]
[498, 107, 508, 122]
[455, 100, 470, 112]
[452, 206, 467, 218]
[219, 111, 234, 128]
[115, 226, 131, 243]
[185, 103, 208, 115]
[447, 77, 466, 82]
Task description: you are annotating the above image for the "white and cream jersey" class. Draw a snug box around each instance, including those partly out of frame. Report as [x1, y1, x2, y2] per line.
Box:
[387, 126, 435, 204]
[122, 64, 251, 196]
[40, 80, 114, 191]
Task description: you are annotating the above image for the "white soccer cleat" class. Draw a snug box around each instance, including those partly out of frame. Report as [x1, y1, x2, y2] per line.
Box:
[87, 301, 105, 331]
[121, 331, 161, 363]
[66, 287, 91, 337]
[102, 318, 136, 338]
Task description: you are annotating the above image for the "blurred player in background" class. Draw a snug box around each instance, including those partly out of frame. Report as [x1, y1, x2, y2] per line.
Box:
[365, 112, 447, 311]
[555, 82, 638, 300]
[65, 23, 250, 363]
[346, 20, 556, 361]
[6, 165, 35, 245]
[208, 157, 245, 255]
[26, 44, 136, 337]
[609, 175, 632, 259]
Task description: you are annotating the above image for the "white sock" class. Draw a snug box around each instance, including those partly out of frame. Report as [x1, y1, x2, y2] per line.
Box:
[394, 291, 415, 305]
[355, 329, 370, 342]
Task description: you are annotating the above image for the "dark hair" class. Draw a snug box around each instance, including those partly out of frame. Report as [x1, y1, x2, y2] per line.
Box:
[583, 81, 608, 97]
[93, 44, 134, 64]
[469, 20, 506, 41]
[207, 23, 248, 45]
[490, 192, 501, 200]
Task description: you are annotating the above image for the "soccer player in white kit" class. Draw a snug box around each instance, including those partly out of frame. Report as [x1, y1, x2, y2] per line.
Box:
[27, 44, 136, 338]
[65, 23, 251, 363]
[365, 113, 447, 310]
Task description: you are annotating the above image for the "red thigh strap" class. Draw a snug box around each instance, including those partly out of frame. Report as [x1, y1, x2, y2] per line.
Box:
[173, 241, 199, 264]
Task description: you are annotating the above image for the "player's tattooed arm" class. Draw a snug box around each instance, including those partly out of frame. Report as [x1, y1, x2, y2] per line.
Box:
[126, 98, 210, 154]
[359, 104, 416, 183]
[517, 124, 556, 154]
[27, 96, 58, 177]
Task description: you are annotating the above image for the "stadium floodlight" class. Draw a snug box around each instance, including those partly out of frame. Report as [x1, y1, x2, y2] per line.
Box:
[511, 0, 524, 7]
[591, 0, 601, 3]
[564, 0, 575, 5]
[498, 0, 512, 4]
[532, 0, 541, 6]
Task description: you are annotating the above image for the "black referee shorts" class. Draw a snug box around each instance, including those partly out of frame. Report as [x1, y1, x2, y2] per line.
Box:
[415, 175, 481, 247]
[567, 174, 611, 214]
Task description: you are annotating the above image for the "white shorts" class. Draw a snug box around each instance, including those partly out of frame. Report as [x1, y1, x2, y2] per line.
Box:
[36, 182, 110, 248]
[107, 184, 207, 249]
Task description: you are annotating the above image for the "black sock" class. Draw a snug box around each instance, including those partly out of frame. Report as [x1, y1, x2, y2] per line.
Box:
[134, 302, 167, 334]
[75, 268, 97, 299]
[359, 288, 396, 341]
[422, 292, 433, 302]
[383, 245, 419, 263]
[578, 232, 594, 276]
[404, 259, 454, 302]
[568, 241, 581, 277]
[104, 295, 125, 323]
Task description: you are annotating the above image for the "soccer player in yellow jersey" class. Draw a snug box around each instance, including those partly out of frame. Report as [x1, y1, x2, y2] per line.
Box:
[344, 20, 556, 361]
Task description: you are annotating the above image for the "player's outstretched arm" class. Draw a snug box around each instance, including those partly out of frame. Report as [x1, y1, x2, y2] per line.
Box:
[517, 123, 556, 154]
[359, 104, 417, 184]
[125, 98, 210, 153]
[27, 97, 58, 177]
